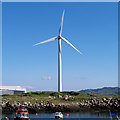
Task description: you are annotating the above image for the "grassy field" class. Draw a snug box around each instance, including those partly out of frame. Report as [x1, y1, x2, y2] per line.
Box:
[2, 91, 116, 104]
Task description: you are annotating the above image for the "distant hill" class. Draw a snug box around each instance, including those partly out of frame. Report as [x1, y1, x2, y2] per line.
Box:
[79, 87, 119, 96]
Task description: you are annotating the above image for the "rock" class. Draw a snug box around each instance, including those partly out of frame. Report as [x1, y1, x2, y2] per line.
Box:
[1, 97, 120, 114]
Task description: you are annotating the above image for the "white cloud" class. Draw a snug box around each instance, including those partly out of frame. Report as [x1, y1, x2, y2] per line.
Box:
[41, 76, 52, 80]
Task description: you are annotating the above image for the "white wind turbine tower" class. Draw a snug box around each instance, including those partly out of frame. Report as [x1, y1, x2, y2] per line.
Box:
[33, 10, 82, 92]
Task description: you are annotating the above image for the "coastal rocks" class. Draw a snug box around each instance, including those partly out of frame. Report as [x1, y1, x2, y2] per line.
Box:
[2, 97, 120, 114]
[2, 102, 16, 114]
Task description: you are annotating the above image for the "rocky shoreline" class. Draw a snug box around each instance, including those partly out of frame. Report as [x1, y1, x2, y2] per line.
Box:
[1, 97, 120, 114]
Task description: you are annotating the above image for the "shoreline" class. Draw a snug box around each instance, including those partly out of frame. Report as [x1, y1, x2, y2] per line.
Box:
[2, 92, 120, 114]
[2, 98, 120, 114]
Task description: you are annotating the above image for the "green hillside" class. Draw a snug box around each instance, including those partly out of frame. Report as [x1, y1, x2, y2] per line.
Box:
[79, 87, 119, 96]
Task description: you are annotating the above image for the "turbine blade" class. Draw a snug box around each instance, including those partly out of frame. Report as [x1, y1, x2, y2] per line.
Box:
[33, 36, 58, 46]
[59, 10, 65, 35]
[61, 36, 82, 54]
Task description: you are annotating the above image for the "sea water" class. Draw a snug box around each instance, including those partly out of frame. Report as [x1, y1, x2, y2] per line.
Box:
[2, 112, 120, 120]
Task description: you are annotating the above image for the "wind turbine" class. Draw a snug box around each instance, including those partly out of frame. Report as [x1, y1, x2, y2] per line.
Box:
[33, 10, 82, 92]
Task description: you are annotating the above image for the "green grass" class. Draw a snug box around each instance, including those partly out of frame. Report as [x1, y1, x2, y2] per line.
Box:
[2, 91, 113, 104]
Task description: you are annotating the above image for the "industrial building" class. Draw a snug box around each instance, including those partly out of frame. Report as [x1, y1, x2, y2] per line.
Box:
[0, 86, 26, 95]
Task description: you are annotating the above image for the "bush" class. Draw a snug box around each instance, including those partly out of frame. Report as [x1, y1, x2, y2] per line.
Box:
[50, 92, 60, 96]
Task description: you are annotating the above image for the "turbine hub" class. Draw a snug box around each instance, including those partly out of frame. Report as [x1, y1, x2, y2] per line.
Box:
[58, 36, 61, 40]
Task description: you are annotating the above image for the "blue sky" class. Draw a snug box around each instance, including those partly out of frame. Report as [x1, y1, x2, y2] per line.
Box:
[2, 2, 118, 91]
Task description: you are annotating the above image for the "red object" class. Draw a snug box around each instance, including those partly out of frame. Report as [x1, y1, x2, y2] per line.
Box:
[18, 108, 22, 111]
[36, 113, 38, 115]
[66, 114, 69, 116]
[5, 117, 8, 120]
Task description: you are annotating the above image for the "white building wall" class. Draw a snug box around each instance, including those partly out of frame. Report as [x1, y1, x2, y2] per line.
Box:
[0, 86, 26, 95]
